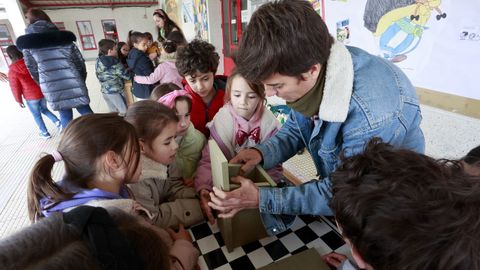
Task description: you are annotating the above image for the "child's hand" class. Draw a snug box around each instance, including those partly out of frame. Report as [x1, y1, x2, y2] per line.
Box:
[166, 224, 193, 242]
[148, 52, 158, 61]
[183, 178, 194, 187]
[199, 189, 215, 224]
[321, 252, 348, 268]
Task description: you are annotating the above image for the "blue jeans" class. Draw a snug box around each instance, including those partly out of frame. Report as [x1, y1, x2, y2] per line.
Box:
[25, 98, 60, 134]
[59, 105, 94, 128]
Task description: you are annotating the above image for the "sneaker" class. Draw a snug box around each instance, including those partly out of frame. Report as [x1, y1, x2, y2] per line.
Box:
[39, 132, 51, 140]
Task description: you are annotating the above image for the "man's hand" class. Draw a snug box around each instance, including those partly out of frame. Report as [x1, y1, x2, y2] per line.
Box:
[199, 189, 215, 224]
[229, 148, 263, 175]
[321, 252, 348, 268]
[18, 102, 25, 108]
[208, 176, 260, 218]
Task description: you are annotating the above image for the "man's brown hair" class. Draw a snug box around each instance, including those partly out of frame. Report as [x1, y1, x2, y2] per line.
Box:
[235, 0, 333, 83]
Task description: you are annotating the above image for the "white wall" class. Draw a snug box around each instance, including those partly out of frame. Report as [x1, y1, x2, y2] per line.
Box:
[44, 6, 160, 60]
[2, 0, 26, 38]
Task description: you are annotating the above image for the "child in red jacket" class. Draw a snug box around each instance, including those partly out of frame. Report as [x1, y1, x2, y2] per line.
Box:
[175, 40, 227, 137]
[7, 45, 60, 139]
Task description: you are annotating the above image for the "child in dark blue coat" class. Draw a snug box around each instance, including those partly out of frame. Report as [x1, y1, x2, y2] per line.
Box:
[126, 31, 155, 99]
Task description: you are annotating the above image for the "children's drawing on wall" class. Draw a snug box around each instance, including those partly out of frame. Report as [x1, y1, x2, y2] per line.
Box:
[336, 19, 350, 43]
[364, 0, 447, 63]
[165, 0, 180, 25]
[193, 0, 208, 41]
[460, 26, 480, 41]
[308, 0, 325, 18]
[182, 0, 194, 24]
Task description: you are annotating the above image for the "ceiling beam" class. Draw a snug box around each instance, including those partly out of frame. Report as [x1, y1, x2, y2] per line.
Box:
[27, 1, 158, 8]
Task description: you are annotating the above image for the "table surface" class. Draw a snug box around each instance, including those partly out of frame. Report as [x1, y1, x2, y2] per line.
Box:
[282, 151, 318, 185]
[189, 215, 346, 270]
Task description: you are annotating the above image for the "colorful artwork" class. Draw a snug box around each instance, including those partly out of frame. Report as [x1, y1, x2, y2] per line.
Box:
[364, 0, 447, 63]
[182, 0, 194, 24]
[165, 0, 180, 26]
[308, 0, 325, 18]
[336, 19, 350, 43]
[193, 0, 209, 41]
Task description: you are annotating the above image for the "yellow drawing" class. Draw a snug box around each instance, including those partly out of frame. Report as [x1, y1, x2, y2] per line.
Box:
[372, 0, 446, 62]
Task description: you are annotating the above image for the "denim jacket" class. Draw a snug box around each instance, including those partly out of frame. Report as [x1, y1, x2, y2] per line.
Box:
[255, 41, 425, 235]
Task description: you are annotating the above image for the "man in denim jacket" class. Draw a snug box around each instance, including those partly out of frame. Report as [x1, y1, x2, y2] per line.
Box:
[209, 0, 425, 235]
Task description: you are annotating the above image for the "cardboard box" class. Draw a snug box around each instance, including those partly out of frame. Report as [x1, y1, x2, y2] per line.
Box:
[209, 139, 276, 252]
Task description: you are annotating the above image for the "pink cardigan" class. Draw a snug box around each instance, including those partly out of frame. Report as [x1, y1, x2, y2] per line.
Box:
[134, 61, 183, 88]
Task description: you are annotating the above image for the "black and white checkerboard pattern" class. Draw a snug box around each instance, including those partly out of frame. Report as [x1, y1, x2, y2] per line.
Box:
[188, 215, 348, 270]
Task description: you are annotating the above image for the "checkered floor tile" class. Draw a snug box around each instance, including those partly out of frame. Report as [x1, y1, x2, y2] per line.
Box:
[189, 215, 346, 270]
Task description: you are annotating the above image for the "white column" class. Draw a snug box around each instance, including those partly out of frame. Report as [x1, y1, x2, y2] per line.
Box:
[207, 0, 224, 74]
[3, 0, 26, 38]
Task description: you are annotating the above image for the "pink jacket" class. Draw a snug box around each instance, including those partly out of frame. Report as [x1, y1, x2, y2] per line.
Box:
[194, 105, 283, 193]
[134, 61, 182, 88]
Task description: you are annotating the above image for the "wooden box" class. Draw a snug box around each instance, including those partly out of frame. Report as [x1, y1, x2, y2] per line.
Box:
[209, 140, 276, 252]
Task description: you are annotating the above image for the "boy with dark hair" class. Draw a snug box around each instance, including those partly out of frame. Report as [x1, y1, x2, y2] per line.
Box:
[175, 39, 226, 136]
[96, 39, 132, 115]
[209, 0, 424, 236]
[328, 139, 480, 270]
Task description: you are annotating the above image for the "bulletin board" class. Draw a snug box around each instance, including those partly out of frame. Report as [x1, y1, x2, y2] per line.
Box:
[322, 0, 480, 102]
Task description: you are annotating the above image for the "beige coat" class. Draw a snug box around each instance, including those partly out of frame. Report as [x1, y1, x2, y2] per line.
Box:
[129, 155, 204, 228]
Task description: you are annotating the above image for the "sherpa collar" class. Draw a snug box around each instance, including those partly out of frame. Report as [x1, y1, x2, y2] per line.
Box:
[139, 155, 168, 180]
[318, 41, 354, 123]
[16, 30, 77, 50]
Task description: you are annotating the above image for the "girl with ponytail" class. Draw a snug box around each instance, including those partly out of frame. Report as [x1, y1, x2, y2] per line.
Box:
[27, 114, 200, 269]
[27, 113, 141, 222]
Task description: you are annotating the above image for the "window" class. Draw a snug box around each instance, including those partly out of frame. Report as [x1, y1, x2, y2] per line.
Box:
[0, 24, 14, 66]
[101, 19, 118, 42]
[53, 22, 66, 30]
[76, 21, 96, 50]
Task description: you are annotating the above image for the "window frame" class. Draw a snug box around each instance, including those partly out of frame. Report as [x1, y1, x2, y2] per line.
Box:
[75, 20, 97, 51]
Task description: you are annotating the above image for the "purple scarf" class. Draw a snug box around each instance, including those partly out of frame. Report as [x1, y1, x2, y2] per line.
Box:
[40, 180, 130, 217]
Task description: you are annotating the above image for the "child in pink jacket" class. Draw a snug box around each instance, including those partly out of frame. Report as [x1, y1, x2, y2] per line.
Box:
[194, 71, 283, 224]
